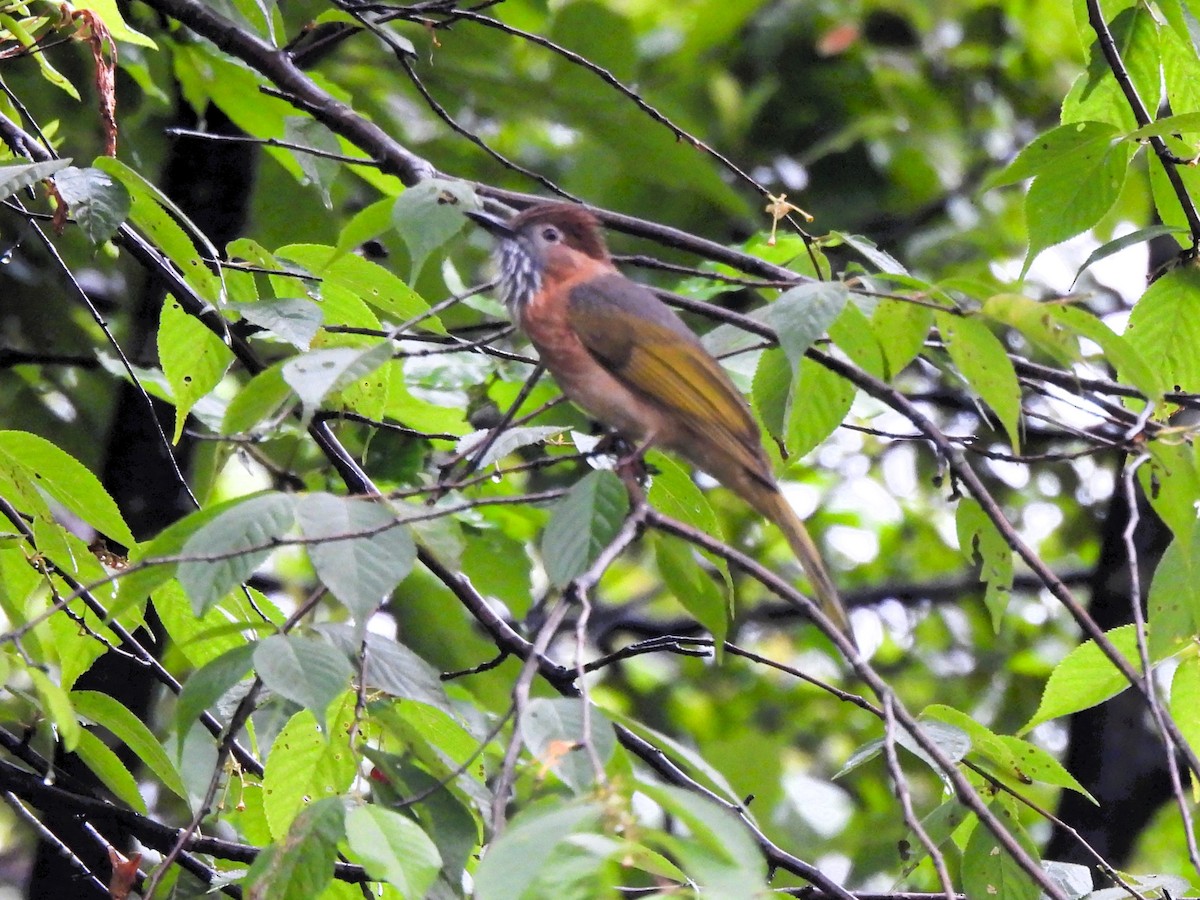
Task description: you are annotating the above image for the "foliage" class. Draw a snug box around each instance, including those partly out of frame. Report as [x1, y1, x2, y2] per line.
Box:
[0, 0, 1199, 898]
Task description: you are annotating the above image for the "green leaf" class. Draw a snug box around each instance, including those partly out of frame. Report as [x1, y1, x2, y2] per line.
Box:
[277, 243, 440, 331]
[474, 800, 603, 900]
[344, 805, 442, 897]
[73, 0, 158, 47]
[254, 634, 353, 726]
[956, 497, 1014, 628]
[520, 697, 616, 793]
[961, 801, 1040, 900]
[232, 298, 323, 350]
[94, 157, 223, 303]
[281, 342, 393, 423]
[936, 311, 1022, 450]
[982, 295, 1080, 368]
[751, 347, 791, 441]
[1063, 5, 1160, 129]
[455, 426, 569, 469]
[1023, 625, 1154, 732]
[334, 197, 396, 258]
[72, 729, 146, 813]
[1125, 267, 1200, 394]
[542, 470, 630, 587]
[1140, 442, 1200, 538]
[986, 121, 1120, 188]
[870, 297, 932, 380]
[1170, 656, 1200, 762]
[764, 281, 848, 371]
[1147, 531, 1200, 660]
[174, 643, 257, 744]
[177, 493, 297, 614]
[0, 430, 136, 548]
[992, 735, 1095, 802]
[246, 796, 344, 900]
[829, 231, 908, 275]
[392, 179, 478, 282]
[0, 159, 72, 202]
[222, 363, 294, 436]
[1072, 226, 1188, 285]
[52, 166, 130, 244]
[1045, 304, 1164, 401]
[71, 690, 187, 803]
[318, 626, 452, 712]
[262, 707, 358, 838]
[828, 300, 886, 378]
[786, 358, 854, 459]
[295, 493, 416, 624]
[1022, 132, 1134, 272]
[654, 532, 729, 648]
[284, 117, 340, 209]
[636, 780, 769, 891]
[29, 668, 81, 752]
[158, 296, 234, 442]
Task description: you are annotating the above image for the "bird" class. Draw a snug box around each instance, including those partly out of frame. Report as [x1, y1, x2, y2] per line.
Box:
[466, 201, 854, 644]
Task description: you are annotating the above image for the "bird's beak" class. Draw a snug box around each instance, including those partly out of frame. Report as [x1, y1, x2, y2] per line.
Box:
[465, 208, 517, 239]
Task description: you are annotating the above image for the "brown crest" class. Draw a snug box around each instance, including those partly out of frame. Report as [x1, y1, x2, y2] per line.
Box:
[512, 203, 612, 262]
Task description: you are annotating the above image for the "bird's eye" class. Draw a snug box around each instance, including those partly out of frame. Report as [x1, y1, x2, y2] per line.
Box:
[541, 226, 561, 243]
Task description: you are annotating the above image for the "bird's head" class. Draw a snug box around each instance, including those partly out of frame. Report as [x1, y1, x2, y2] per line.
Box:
[467, 202, 612, 312]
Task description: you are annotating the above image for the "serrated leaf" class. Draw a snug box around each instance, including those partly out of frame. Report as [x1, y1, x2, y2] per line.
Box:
[455, 426, 569, 469]
[956, 497, 1014, 628]
[317, 626, 451, 712]
[1045, 304, 1163, 401]
[246, 796, 344, 900]
[829, 232, 908, 275]
[223, 363, 293, 436]
[276, 244, 439, 331]
[1147, 531, 1200, 660]
[261, 707, 357, 838]
[345, 805, 442, 896]
[233, 298, 323, 350]
[94, 157, 223, 303]
[870, 297, 933, 380]
[751, 347, 791, 440]
[1023, 625, 1151, 732]
[71, 690, 187, 802]
[542, 470, 630, 587]
[520, 697, 615, 793]
[0, 430, 135, 548]
[29, 668, 81, 752]
[474, 801, 603, 900]
[1023, 135, 1134, 273]
[174, 643, 257, 744]
[986, 121, 1119, 189]
[1073, 225, 1186, 285]
[73, 729, 146, 814]
[52, 166, 130, 244]
[1125, 267, 1200, 394]
[1170, 656, 1200, 766]
[284, 117, 340, 209]
[982, 294, 1080, 368]
[993, 735, 1094, 802]
[0, 159, 72, 202]
[654, 532, 729, 647]
[177, 493, 297, 614]
[961, 802, 1040, 900]
[281, 343, 393, 423]
[159, 297, 234, 441]
[764, 282, 848, 371]
[295, 493, 415, 624]
[254, 634, 353, 725]
[936, 311, 1022, 450]
[787, 358, 854, 458]
[392, 179, 478, 282]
